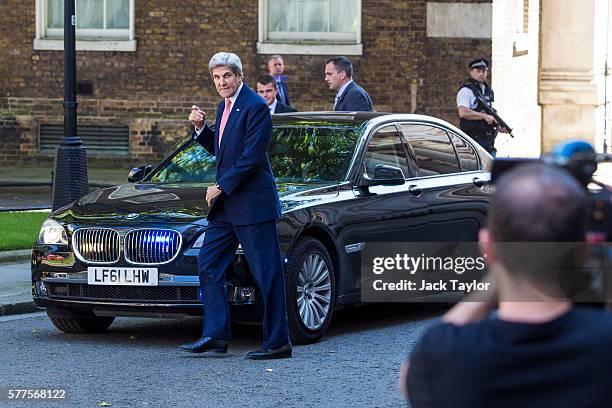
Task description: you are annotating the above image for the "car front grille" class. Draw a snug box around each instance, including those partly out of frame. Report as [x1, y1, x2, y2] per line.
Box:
[124, 229, 182, 265]
[73, 228, 121, 264]
[47, 283, 199, 303]
[72, 228, 182, 265]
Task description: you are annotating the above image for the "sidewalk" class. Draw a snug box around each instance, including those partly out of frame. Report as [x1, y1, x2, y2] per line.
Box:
[0, 261, 36, 316]
[0, 166, 130, 211]
[0, 166, 130, 188]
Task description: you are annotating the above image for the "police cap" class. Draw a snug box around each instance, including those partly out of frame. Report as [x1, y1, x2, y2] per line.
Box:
[469, 58, 490, 70]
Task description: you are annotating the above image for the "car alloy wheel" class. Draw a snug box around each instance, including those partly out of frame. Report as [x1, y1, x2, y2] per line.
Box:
[297, 253, 332, 331]
[285, 237, 336, 344]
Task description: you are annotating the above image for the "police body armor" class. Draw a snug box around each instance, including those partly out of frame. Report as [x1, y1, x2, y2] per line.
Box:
[459, 79, 497, 143]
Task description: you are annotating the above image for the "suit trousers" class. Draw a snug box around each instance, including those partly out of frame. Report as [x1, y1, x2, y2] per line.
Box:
[197, 205, 290, 349]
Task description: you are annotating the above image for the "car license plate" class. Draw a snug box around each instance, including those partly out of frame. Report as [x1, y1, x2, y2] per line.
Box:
[87, 267, 158, 286]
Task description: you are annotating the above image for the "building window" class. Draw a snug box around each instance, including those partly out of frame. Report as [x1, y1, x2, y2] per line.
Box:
[513, 0, 529, 56]
[516, 0, 529, 34]
[34, 0, 136, 52]
[258, 0, 362, 55]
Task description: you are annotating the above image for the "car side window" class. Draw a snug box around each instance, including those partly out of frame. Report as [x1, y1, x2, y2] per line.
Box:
[363, 125, 410, 180]
[448, 132, 479, 172]
[400, 124, 460, 176]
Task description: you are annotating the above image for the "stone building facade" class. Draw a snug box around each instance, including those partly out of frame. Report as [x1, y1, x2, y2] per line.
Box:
[539, 0, 612, 153]
[5, 0, 605, 169]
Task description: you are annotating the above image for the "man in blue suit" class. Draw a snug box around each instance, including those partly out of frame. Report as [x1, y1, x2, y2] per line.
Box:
[267, 55, 291, 106]
[325, 56, 373, 112]
[180, 52, 291, 360]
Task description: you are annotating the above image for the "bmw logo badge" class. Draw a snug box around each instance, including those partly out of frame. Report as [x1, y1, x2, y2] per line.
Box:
[126, 213, 139, 220]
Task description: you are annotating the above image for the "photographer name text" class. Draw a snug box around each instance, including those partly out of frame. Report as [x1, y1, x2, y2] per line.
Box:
[373, 279, 490, 292]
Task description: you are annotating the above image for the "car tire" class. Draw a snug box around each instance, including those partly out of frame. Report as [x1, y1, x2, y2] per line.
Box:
[285, 237, 336, 345]
[48, 314, 115, 334]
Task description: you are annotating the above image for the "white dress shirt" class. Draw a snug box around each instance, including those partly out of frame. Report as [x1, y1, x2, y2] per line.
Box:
[268, 99, 278, 114]
[456, 82, 485, 110]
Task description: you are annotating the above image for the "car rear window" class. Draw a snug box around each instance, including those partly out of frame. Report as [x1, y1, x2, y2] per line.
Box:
[400, 124, 461, 176]
[449, 132, 479, 171]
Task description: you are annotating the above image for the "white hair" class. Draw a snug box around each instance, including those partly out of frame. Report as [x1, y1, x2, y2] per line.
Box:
[208, 52, 243, 76]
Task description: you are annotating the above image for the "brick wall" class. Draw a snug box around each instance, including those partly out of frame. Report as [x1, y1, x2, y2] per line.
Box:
[0, 113, 38, 164]
[0, 0, 504, 165]
[422, 38, 492, 124]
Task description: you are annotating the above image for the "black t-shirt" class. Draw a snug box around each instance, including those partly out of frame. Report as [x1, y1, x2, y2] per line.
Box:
[406, 307, 612, 408]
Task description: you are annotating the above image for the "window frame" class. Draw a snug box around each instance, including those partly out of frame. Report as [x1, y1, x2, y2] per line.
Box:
[513, 0, 529, 57]
[398, 122, 463, 178]
[361, 124, 412, 180]
[447, 131, 482, 172]
[34, 0, 136, 52]
[257, 0, 362, 55]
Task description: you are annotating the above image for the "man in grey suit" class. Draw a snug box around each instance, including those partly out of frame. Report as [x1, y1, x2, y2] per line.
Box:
[324, 56, 373, 112]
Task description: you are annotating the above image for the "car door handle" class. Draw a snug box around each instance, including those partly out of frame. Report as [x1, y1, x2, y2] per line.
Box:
[472, 177, 487, 188]
[408, 185, 422, 196]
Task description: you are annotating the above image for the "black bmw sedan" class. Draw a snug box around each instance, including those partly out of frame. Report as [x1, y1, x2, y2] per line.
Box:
[32, 112, 492, 344]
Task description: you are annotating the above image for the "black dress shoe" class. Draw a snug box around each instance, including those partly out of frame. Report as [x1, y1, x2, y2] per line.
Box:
[179, 336, 228, 354]
[247, 343, 292, 360]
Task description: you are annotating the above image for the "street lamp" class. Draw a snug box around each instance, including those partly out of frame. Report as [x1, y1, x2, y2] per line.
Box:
[51, 0, 88, 211]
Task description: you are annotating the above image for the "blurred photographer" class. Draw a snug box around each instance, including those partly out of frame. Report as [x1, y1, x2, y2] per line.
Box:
[400, 162, 612, 408]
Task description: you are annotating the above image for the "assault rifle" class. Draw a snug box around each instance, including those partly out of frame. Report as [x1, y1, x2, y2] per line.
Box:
[472, 88, 514, 138]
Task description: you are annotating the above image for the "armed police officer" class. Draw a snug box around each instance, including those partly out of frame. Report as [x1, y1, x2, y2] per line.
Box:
[457, 58, 507, 156]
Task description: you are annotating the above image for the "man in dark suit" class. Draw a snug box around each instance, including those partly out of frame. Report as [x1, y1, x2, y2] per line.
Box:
[256, 74, 297, 114]
[180, 52, 291, 360]
[325, 56, 373, 112]
[267, 55, 291, 106]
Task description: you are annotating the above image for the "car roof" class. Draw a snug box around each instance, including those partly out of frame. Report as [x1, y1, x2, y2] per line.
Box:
[272, 111, 467, 136]
[272, 111, 391, 127]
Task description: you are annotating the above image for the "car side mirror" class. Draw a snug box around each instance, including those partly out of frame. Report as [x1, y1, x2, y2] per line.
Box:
[128, 164, 153, 183]
[372, 164, 406, 183]
[356, 165, 405, 196]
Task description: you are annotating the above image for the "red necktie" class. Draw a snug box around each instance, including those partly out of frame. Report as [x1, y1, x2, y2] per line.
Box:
[218, 98, 232, 147]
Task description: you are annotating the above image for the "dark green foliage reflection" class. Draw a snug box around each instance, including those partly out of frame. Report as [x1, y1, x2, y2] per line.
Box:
[269, 127, 358, 183]
[149, 143, 217, 183]
[148, 126, 358, 184]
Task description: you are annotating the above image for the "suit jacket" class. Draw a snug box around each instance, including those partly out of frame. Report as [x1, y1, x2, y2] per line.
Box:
[334, 81, 373, 112]
[274, 101, 297, 114]
[194, 84, 281, 225]
[275, 79, 291, 106]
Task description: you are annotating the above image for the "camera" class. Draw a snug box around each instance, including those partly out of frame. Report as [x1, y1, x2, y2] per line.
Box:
[491, 140, 612, 303]
[491, 140, 611, 240]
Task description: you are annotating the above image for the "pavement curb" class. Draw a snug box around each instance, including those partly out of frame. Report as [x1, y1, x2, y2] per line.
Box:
[0, 250, 31, 264]
[0, 301, 37, 317]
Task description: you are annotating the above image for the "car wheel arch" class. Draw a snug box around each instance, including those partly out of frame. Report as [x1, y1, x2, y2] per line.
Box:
[292, 224, 340, 284]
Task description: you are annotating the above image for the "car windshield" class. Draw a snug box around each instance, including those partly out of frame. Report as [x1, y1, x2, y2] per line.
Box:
[148, 125, 360, 184]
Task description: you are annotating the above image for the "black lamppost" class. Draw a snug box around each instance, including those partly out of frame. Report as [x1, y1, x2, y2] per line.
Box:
[51, 0, 88, 211]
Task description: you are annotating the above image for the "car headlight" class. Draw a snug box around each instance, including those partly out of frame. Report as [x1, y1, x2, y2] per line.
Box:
[38, 219, 68, 245]
[192, 231, 206, 248]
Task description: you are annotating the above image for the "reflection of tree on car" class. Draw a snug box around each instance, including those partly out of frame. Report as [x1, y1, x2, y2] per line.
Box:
[269, 126, 358, 183]
[148, 124, 359, 186]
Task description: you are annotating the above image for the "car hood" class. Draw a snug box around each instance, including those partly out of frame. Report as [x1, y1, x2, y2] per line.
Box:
[52, 182, 339, 225]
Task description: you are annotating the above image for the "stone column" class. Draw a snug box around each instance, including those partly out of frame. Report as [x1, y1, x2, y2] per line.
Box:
[539, 0, 611, 152]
